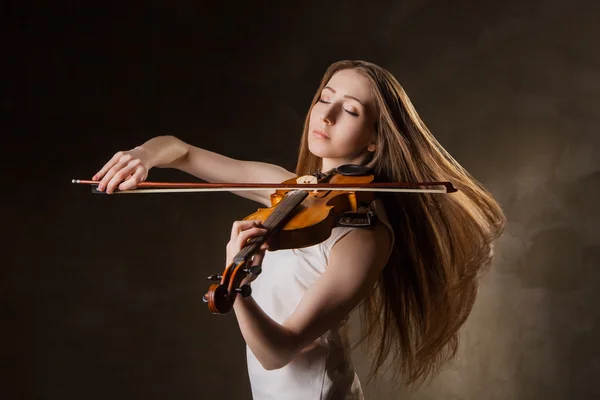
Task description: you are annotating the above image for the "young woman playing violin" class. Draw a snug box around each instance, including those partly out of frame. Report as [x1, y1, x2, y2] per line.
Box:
[91, 60, 505, 399]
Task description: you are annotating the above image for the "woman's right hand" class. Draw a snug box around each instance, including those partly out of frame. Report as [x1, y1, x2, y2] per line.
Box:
[93, 147, 151, 193]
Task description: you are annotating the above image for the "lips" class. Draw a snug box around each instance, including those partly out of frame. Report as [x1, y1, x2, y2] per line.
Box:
[312, 129, 330, 139]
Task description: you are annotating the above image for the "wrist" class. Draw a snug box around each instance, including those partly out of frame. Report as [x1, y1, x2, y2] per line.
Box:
[233, 290, 253, 309]
[133, 145, 154, 169]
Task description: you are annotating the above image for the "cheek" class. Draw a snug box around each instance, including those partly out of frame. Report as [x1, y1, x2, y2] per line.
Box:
[308, 105, 320, 125]
[338, 121, 373, 146]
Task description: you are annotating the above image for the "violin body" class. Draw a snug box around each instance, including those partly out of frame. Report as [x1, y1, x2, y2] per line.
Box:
[244, 173, 377, 251]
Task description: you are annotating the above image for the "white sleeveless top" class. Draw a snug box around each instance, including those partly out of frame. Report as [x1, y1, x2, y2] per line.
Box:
[246, 199, 395, 400]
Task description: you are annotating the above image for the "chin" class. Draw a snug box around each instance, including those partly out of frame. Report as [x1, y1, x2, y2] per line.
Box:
[307, 140, 334, 159]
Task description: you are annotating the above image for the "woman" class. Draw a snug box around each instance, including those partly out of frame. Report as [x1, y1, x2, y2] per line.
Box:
[93, 60, 506, 399]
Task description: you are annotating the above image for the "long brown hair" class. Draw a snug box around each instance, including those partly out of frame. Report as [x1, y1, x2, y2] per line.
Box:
[295, 60, 506, 388]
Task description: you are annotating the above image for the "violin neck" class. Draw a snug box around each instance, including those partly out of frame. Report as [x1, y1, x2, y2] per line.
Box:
[234, 189, 309, 262]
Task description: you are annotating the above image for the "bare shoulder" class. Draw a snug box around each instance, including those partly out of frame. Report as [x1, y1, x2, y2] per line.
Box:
[328, 222, 393, 279]
[332, 222, 392, 256]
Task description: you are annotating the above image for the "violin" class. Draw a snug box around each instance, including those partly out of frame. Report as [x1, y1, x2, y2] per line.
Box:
[73, 164, 457, 314]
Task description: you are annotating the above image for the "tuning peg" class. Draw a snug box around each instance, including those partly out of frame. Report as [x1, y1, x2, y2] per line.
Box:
[234, 284, 252, 298]
[202, 294, 208, 303]
[242, 266, 262, 276]
[207, 274, 222, 281]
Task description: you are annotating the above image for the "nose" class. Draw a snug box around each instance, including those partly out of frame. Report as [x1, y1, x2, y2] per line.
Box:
[320, 109, 334, 125]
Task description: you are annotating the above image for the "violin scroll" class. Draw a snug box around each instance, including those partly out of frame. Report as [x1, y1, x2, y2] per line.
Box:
[204, 254, 265, 313]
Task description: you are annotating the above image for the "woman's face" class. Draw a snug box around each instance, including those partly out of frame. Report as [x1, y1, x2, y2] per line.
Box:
[308, 69, 377, 172]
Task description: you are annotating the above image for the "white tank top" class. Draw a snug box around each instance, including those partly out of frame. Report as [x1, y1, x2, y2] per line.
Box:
[246, 199, 395, 400]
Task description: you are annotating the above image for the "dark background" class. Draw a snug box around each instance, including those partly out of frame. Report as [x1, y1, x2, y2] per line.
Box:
[4, 1, 600, 399]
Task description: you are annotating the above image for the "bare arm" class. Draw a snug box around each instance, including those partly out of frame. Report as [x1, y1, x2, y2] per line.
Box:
[94, 135, 295, 206]
[163, 137, 296, 205]
[231, 222, 392, 370]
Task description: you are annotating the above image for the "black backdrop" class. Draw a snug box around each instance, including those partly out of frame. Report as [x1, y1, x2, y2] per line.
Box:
[4, 1, 600, 399]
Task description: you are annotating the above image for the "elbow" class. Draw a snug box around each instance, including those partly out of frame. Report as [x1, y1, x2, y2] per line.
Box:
[258, 359, 291, 371]
[261, 360, 287, 371]
[257, 351, 293, 371]
[256, 338, 298, 371]
[249, 326, 300, 371]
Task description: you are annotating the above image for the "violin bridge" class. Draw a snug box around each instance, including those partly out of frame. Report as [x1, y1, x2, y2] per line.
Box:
[336, 210, 377, 228]
[296, 175, 318, 184]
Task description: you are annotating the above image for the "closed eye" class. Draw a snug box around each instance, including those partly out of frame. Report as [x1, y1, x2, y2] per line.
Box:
[318, 99, 359, 117]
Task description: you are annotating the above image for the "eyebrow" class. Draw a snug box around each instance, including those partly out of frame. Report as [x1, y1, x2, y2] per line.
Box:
[323, 86, 365, 106]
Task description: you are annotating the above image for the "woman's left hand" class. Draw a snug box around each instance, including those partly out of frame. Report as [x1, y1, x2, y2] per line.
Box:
[227, 220, 269, 286]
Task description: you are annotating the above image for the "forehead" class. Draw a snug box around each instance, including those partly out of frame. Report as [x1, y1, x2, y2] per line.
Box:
[325, 69, 374, 105]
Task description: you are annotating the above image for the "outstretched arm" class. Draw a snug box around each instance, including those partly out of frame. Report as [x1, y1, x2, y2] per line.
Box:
[94, 135, 295, 206]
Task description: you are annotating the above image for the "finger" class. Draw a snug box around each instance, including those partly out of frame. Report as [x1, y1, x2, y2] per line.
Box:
[118, 163, 147, 191]
[105, 158, 141, 193]
[93, 151, 124, 181]
[235, 227, 268, 250]
[117, 165, 145, 191]
[235, 226, 268, 245]
[230, 220, 263, 241]
[97, 154, 132, 192]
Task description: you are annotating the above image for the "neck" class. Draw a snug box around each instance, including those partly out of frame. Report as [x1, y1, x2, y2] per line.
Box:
[321, 152, 372, 173]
